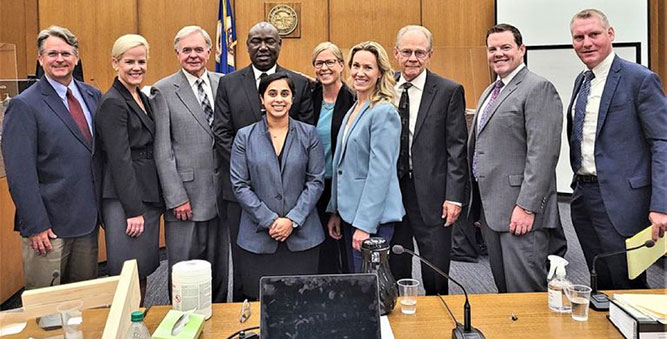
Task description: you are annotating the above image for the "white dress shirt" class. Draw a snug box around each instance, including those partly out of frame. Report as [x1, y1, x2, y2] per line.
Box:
[476, 63, 526, 132]
[182, 69, 215, 111]
[573, 52, 615, 175]
[252, 64, 277, 88]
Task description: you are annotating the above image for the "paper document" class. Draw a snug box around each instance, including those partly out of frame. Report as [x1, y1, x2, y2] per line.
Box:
[626, 225, 667, 279]
[381, 315, 395, 339]
[614, 293, 667, 324]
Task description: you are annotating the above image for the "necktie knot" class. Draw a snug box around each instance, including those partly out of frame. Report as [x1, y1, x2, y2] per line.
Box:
[401, 82, 413, 90]
[196, 78, 204, 88]
[583, 70, 595, 82]
[494, 80, 505, 89]
[260, 72, 268, 80]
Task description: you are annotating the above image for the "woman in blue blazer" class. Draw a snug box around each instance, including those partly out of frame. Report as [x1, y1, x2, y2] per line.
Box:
[326, 41, 405, 273]
[95, 34, 162, 303]
[230, 72, 325, 300]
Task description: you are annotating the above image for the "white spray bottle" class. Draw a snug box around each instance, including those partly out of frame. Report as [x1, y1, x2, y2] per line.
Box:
[547, 255, 572, 313]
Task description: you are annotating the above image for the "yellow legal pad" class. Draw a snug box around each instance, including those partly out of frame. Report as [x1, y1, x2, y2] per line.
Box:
[614, 294, 667, 324]
[626, 225, 667, 279]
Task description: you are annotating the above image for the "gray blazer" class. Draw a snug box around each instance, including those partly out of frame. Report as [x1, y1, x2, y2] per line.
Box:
[468, 67, 562, 232]
[230, 117, 325, 254]
[151, 70, 222, 222]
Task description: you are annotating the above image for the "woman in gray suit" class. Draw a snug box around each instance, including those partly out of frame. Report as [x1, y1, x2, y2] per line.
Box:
[95, 34, 162, 303]
[230, 72, 325, 300]
[326, 41, 405, 273]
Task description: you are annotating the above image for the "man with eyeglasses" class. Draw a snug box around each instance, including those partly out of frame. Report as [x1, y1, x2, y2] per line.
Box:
[467, 24, 563, 292]
[2, 26, 102, 291]
[212, 21, 313, 301]
[151, 26, 228, 302]
[388, 25, 468, 295]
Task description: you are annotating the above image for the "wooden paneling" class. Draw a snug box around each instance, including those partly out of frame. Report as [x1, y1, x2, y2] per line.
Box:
[423, 0, 495, 106]
[0, 178, 23, 304]
[235, 0, 328, 76]
[0, 0, 34, 78]
[649, 0, 667, 92]
[329, 0, 421, 71]
[137, 0, 218, 86]
[38, 0, 138, 91]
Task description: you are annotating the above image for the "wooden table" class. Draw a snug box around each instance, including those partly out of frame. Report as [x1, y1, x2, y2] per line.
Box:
[7, 290, 662, 338]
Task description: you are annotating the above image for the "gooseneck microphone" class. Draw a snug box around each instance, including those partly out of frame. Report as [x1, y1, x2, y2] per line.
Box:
[392, 245, 485, 339]
[589, 239, 655, 311]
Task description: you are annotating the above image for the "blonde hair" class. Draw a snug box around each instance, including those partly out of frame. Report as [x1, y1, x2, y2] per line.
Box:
[312, 41, 347, 83]
[348, 41, 396, 107]
[111, 34, 149, 61]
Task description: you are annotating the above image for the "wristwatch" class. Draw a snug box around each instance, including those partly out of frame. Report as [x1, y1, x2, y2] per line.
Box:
[522, 207, 534, 215]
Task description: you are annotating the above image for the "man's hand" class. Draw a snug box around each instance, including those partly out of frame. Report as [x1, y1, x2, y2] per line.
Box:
[269, 217, 293, 242]
[173, 201, 192, 221]
[509, 206, 535, 236]
[29, 228, 58, 255]
[352, 229, 370, 251]
[442, 201, 462, 227]
[327, 214, 342, 240]
[126, 215, 145, 237]
[649, 211, 667, 241]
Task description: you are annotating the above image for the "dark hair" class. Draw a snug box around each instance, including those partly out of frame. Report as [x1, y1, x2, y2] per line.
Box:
[257, 72, 296, 97]
[486, 23, 523, 47]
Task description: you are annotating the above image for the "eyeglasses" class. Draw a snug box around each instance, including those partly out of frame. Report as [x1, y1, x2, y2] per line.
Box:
[399, 49, 429, 59]
[43, 50, 77, 59]
[314, 59, 339, 69]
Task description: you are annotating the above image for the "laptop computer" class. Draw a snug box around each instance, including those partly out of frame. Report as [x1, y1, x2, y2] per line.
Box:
[259, 274, 381, 339]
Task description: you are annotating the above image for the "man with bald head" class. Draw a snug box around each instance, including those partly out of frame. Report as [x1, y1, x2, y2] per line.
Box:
[213, 21, 313, 301]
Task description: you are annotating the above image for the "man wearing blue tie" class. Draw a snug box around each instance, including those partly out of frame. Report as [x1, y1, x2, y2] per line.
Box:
[567, 9, 667, 289]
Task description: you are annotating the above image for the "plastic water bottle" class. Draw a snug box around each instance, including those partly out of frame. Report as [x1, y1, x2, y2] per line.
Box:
[125, 311, 151, 338]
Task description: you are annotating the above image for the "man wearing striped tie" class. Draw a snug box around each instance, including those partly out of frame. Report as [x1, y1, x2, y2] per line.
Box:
[151, 26, 228, 302]
[567, 9, 667, 290]
[467, 24, 564, 293]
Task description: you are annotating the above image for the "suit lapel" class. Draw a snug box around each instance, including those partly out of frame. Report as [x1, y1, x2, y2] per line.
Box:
[242, 67, 262, 120]
[566, 72, 585, 138]
[596, 56, 622, 137]
[40, 79, 92, 151]
[280, 120, 297, 175]
[478, 67, 527, 134]
[114, 79, 155, 137]
[336, 101, 370, 165]
[174, 72, 213, 137]
[413, 71, 435, 140]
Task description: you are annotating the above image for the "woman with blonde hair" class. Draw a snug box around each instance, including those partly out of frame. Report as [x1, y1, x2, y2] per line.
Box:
[311, 42, 355, 274]
[95, 34, 162, 303]
[326, 41, 405, 272]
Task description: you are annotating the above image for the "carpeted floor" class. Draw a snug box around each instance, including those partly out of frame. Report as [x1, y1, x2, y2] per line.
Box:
[2, 199, 665, 310]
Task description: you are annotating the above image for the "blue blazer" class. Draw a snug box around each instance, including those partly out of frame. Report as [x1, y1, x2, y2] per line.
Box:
[566, 55, 667, 236]
[2, 78, 102, 238]
[327, 100, 405, 233]
[230, 117, 325, 254]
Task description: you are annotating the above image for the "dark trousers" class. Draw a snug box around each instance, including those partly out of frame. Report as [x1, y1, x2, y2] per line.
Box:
[316, 179, 348, 274]
[570, 181, 648, 290]
[341, 220, 395, 273]
[390, 175, 451, 295]
[224, 200, 245, 301]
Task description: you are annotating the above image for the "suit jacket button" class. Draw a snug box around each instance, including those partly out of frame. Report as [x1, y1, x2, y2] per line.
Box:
[276, 194, 283, 200]
[338, 170, 342, 175]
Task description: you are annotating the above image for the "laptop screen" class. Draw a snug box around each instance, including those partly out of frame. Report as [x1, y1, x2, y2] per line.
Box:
[259, 274, 381, 339]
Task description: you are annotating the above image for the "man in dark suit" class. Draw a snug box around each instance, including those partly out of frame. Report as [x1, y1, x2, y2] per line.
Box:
[152, 26, 228, 302]
[388, 25, 468, 295]
[213, 21, 313, 301]
[2, 26, 101, 290]
[568, 9, 667, 289]
[468, 24, 563, 293]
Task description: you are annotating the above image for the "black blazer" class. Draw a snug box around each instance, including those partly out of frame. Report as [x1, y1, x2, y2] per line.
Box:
[95, 77, 162, 217]
[213, 64, 314, 202]
[311, 81, 355, 157]
[394, 70, 469, 225]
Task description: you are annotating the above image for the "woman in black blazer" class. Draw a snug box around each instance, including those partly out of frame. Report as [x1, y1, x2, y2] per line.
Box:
[95, 34, 162, 303]
[310, 42, 355, 274]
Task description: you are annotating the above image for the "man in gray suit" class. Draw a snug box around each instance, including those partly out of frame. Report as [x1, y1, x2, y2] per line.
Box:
[468, 24, 563, 293]
[152, 26, 227, 302]
[388, 25, 468, 295]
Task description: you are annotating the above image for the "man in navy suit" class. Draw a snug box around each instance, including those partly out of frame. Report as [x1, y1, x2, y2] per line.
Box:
[213, 22, 313, 301]
[2, 26, 102, 290]
[568, 9, 667, 289]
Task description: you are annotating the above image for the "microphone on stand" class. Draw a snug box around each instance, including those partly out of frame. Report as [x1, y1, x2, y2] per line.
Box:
[589, 239, 655, 311]
[392, 245, 485, 339]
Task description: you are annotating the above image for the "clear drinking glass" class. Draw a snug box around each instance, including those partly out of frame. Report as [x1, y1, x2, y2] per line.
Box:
[397, 279, 420, 315]
[56, 300, 84, 339]
[565, 285, 592, 321]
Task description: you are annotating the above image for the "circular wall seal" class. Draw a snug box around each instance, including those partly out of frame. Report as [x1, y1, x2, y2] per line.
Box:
[268, 5, 298, 35]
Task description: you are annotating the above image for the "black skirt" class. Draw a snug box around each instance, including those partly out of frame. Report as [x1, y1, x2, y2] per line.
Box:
[239, 242, 320, 300]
